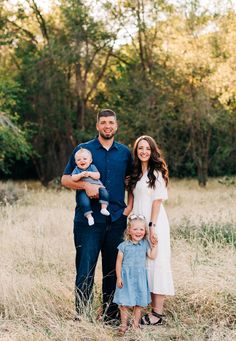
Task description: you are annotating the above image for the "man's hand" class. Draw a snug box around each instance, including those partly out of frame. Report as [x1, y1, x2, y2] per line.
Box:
[84, 183, 100, 199]
[116, 277, 123, 288]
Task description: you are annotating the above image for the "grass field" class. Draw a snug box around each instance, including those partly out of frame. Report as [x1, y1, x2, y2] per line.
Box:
[0, 179, 235, 340]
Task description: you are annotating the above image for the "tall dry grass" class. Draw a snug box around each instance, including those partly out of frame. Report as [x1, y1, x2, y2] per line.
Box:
[0, 178, 235, 340]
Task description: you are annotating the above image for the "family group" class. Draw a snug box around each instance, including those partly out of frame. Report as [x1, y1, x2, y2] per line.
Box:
[61, 109, 174, 335]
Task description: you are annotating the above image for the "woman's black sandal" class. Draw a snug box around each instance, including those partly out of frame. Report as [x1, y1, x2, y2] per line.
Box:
[141, 310, 165, 325]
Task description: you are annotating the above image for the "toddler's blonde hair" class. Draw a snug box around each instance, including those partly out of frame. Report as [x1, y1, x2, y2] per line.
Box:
[124, 214, 148, 241]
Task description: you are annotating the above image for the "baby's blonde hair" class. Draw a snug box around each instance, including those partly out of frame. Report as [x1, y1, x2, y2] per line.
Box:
[74, 148, 92, 160]
[124, 214, 148, 241]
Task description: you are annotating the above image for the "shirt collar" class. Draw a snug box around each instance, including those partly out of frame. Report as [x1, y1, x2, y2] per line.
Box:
[128, 240, 142, 245]
[94, 136, 119, 150]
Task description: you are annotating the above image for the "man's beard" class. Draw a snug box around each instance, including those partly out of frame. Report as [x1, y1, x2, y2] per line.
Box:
[99, 131, 116, 140]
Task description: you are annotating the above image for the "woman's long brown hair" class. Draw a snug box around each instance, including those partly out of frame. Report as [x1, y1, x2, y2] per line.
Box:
[129, 135, 169, 191]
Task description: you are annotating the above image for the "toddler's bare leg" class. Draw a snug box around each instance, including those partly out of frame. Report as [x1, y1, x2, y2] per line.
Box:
[133, 306, 142, 328]
[119, 306, 129, 334]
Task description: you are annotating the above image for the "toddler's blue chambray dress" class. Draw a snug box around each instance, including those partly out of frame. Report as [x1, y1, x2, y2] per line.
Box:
[113, 239, 151, 307]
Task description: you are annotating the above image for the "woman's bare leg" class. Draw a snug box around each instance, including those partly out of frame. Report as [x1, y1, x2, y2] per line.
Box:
[148, 293, 165, 323]
[152, 293, 165, 313]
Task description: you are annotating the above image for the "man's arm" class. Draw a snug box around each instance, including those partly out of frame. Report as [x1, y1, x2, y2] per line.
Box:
[61, 175, 100, 197]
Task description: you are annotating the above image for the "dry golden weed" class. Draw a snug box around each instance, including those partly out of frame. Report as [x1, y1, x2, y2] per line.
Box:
[0, 179, 235, 340]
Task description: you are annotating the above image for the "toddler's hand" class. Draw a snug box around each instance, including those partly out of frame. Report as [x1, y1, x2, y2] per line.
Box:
[150, 232, 158, 246]
[117, 277, 123, 288]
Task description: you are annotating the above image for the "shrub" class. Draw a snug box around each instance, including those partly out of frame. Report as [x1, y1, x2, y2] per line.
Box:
[0, 182, 24, 205]
[174, 219, 236, 249]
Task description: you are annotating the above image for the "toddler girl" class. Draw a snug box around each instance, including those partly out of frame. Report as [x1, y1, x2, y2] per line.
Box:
[113, 214, 158, 334]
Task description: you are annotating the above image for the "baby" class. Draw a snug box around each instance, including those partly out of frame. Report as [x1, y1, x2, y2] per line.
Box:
[72, 148, 110, 226]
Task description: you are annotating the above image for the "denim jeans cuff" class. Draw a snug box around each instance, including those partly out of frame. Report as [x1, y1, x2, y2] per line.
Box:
[99, 200, 109, 205]
[84, 210, 93, 217]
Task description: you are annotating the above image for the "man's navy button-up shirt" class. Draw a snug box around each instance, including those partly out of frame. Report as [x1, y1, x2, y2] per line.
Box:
[63, 137, 133, 223]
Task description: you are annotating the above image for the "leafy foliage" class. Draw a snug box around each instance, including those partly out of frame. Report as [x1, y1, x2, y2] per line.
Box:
[0, 0, 236, 184]
[0, 113, 32, 173]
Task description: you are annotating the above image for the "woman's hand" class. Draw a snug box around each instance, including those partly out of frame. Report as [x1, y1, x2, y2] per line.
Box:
[149, 228, 158, 246]
[123, 206, 132, 217]
[151, 235, 158, 247]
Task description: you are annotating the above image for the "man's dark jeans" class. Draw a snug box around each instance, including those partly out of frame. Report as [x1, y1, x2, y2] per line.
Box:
[77, 187, 109, 216]
[73, 214, 127, 319]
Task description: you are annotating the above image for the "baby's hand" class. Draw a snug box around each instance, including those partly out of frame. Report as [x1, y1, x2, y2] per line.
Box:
[81, 171, 89, 177]
[116, 277, 123, 288]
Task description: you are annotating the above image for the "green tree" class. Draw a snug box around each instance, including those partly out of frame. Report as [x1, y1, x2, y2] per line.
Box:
[1, 0, 116, 183]
[0, 50, 32, 173]
[1, 0, 236, 184]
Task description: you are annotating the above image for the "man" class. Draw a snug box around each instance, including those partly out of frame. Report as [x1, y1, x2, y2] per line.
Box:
[61, 109, 133, 322]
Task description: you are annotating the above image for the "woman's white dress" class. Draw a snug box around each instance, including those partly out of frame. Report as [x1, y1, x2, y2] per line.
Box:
[132, 171, 175, 295]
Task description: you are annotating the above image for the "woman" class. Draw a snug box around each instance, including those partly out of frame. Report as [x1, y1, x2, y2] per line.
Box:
[128, 135, 174, 325]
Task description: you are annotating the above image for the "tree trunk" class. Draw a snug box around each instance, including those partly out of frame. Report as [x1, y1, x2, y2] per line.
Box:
[76, 98, 85, 130]
[32, 135, 74, 185]
[196, 129, 211, 187]
[197, 161, 208, 187]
